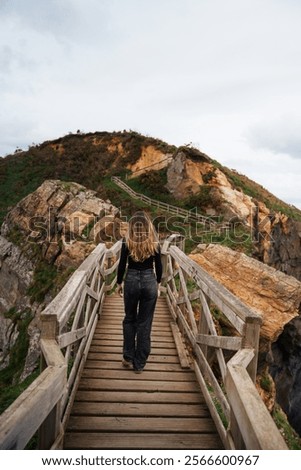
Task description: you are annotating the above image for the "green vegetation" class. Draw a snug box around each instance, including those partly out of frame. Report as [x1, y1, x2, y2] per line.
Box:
[27, 260, 58, 303]
[272, 404, 301, 450]
[0, 307, 37, 413]
[0, 130, 176, 226]
[260, 373, 273, 393]
[207, 383, 228, 429]
[125, 171, 177, 206]
[219, 166, 301, 221]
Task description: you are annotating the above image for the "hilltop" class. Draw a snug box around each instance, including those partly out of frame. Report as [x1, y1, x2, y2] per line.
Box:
[1, 130, 300, 225]
[1, 130, 300, 280]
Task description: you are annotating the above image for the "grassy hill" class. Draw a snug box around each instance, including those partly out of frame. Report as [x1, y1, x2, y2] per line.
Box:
[1, 130, 301, 230]
[0, 130, 176, 226]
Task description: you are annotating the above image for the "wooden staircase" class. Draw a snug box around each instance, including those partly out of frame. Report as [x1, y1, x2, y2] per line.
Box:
[64, 295, 223, 450]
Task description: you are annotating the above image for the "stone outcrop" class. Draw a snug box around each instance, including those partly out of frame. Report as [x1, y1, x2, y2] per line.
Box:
[1, 180, 120, 270]
[270, 315, 301, 436]
[254, 211, 301, 281]
[166, 148, 212, 198]
[0, 236, 34, 315]
[190, 244, 301, 343]
[0, 179, 120, 380]
[165, 147, 301, 281]
[190, 243, 301, 433]
[166, 148, 258, 225]
[129, 145, 172, 176]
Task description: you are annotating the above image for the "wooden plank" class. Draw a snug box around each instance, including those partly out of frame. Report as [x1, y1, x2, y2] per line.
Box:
[81, 369, 196, 382]
[93, 332, 175, 341]
[244, 322, 261, 382]
[178, 266, 198, 334]
[98, 319, 171, 326]
[40, 339, 65, 367]
[0, 365, 66, 450]
[78, 378, 200, 392]
[91, 339, 176, 348]
[87, 352, 180, 363]
[64, 432, 222, 450]
[194, 360, 230, 450]
[93, 333, 174, 342]
[71, 402, 209, 417]
[75, 390, 204, 404]
[170, 322, 191, 369]
[84, 360, 185, 372]
[58, 327, 86, 349]
[67, 416, 216, 433]
[198, 291, 227, 380]
[95, 325, 172, 332]
[88, 346, 178, 355]
[225, 358, 287, 450]
[86, 285, 99, 301]
[62, 313, 99, 429]
[229, 348, 255, 369]
[197, 334, 242, 351]
[94, 327, 172, 336]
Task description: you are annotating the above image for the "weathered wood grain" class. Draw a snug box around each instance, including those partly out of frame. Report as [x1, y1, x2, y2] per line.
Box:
[64, 432, 222, 450]
[64, 295, 222, 450]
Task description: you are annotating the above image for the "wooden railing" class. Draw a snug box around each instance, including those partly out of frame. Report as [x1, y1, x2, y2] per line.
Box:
[111, 176, 218, 228]
[0, 241, 122, 450]
[161, 234, 287, 450]
[0, 237, 287, 450]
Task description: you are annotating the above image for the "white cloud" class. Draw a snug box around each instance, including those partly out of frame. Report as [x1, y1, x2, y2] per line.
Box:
[246, 116, 301, 160]
[0, 0, 301, 208]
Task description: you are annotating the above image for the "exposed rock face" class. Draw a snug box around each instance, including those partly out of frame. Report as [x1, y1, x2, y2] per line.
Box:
[166, 148, 258, 224]
[0, 237, 34, 367]
[1, 180, 119, 270]
[129, 145, 172, 176]
[0, 179, 120, 380]
[166, 148, 212, 198]
[270, 315, 301, 436]
[190, 244, 301, 344]
[190, 243, 301, 434]
[0, 236, 34, 315]
[254, 211, 301, 281]
[165, 147, 301, 282]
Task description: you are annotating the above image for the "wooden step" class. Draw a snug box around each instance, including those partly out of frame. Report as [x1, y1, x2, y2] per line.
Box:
[64, 432, 222, 450]
[63, 295, 223, 451]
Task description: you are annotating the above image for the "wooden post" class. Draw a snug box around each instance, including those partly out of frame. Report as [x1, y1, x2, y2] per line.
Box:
[105, 252, 113, 291]
[198, 301, 209, 361]
[243, 320, 261, 382]
[228, 408, 245, 450]
[38, 315, 62, 449]
[39, 403, 62, 450]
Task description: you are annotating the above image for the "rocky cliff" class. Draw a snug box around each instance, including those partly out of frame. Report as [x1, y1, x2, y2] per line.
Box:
[0, 179, 121, 382]
[164, 147, 301, 281]
[190, 243, 301, 433]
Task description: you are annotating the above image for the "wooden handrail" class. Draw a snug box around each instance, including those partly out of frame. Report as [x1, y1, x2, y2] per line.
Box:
[162, 235, 287, 450]
[111, 176, 216, 227]
[0, 241, 122, 450]
[225, 350, 286, 449]
[0, 236, 288, 450]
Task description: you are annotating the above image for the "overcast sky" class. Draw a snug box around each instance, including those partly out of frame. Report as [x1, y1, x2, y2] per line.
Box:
[1, 0, 301, 208]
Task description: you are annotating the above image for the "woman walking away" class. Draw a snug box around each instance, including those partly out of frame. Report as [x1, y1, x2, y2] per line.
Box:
[116, 211, 162, 373]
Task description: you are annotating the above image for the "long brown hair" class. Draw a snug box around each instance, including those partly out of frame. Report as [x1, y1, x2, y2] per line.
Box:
[125, 211, 159, 262]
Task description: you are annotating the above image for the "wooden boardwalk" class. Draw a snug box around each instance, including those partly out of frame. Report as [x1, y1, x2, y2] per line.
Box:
[64, 295, 223, 450]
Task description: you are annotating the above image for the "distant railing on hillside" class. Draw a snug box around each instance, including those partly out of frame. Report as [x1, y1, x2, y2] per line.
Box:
[111, 176, 218, 228]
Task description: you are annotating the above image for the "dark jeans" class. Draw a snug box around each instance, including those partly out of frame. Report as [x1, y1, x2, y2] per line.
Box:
[123, 269, 158, 370]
